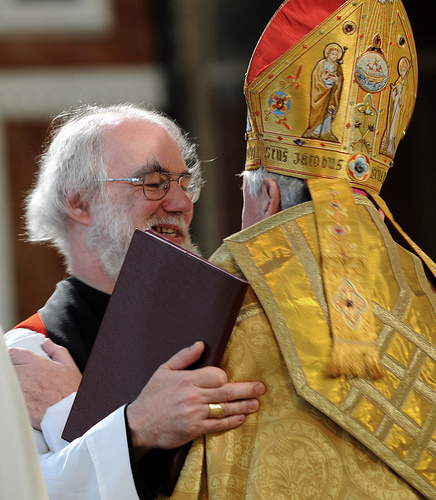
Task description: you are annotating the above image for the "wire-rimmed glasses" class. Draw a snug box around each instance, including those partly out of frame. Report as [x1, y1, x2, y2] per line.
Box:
[98, 171, 203, 203]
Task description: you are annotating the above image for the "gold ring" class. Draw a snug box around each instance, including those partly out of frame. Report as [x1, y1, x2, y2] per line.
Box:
[208, 403, 224, 419]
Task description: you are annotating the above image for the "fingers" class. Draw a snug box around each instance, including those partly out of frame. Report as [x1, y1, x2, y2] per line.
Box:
[199, 383, 265, 434]
[199, 397, 261, 435]
[204, 414, 247, 433]
[202, 381, 265, 420]
[207, 380, 265, 404]
[8, 347, 35, 365]
[160, 342, 228, 387]
[10, 340, 73, 367]
[165, 351, 265, 410]
[163, 341, 205, 371]
[42, 338, 60, 358]
[216, 397, 260, 418]
[43, 338, 76, 367]
[190, 366, 228, 388]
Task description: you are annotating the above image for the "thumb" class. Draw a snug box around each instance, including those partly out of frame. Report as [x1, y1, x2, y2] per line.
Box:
[164, 341, 205, 371]
[43, 338, 76, 367]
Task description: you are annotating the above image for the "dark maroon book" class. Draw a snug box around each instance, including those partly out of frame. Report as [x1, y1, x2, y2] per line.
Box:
[62, 229, 248, 495]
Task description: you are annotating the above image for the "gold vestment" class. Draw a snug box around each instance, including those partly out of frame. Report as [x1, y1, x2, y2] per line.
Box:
[166, 195, 436, 499]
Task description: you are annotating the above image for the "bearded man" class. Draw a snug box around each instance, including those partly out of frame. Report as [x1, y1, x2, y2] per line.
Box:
[5, 104, 265, 500]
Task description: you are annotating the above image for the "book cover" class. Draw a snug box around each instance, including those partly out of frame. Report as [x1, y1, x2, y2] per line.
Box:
[62, 229, 248, 494]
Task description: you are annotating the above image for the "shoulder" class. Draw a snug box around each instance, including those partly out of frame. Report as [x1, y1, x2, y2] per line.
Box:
[209, 243, 244, 278]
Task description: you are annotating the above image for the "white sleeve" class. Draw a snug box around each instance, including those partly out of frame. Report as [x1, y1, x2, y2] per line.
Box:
[5, 328, 140, 500]
[40, 406, 139, 500]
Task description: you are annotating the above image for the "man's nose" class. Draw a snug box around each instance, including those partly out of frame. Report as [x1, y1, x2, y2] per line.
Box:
[161, 180, 193, 213]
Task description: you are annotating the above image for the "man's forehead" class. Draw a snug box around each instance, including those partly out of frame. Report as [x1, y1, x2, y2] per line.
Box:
[102, 118, 169, 141]
[103, 119, 186, 173]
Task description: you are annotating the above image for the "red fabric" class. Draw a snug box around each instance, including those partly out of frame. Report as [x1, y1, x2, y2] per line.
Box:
[13, 312, 48, 337]
[247, 0, 344, 84]
[351, 187, 368, 197]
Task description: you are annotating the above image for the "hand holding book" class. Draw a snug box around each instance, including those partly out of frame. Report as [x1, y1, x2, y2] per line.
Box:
[126, 340, 263, 459]
[62, 229, 258, 494]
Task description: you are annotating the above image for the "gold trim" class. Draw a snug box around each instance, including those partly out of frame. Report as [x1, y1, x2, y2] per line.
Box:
[375, 309, 436, 362]
[413, 254, 436, 312]
[282, 220, 328, 320]
[366, 204, 412, 344]
[225, 233, 309, 394]
[371, 349, 427, 442]
[382, 355, 436, 406]
[406, 404, 436, 467]
[349, 376, 423, 438]
[235, 302, 264, 325]
[226, 200, 314, 243]
[225, 197, 436, 497]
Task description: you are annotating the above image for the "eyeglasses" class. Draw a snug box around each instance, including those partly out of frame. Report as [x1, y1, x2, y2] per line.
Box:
[98, 171, 203, 203]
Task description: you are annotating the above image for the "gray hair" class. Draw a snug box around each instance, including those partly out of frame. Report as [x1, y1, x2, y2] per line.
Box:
[241, 166, 311, 210]
[25, 103, 201, 260]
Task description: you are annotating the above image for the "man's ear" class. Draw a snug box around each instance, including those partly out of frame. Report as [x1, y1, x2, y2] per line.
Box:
[260, 177, 281, 218]
[66, 194, 91, 226]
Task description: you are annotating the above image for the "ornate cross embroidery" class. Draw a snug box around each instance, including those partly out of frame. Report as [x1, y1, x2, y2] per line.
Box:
[333, 279, 368, 328]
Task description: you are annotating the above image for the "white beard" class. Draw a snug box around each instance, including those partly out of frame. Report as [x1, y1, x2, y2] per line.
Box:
[87, 196, 200, 283]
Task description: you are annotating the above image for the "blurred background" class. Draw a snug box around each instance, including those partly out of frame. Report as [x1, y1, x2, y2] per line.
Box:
[0, 0, 433, 330]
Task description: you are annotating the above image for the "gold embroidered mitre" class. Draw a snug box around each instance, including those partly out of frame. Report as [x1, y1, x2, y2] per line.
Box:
[245, 0, 416, 194]
[244, 0, 436, 379]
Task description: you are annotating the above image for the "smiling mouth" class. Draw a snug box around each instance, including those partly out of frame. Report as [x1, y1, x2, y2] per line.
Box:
[152, 226, 179, 237]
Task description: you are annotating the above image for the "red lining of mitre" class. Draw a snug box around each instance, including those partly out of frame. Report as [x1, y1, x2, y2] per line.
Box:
[247, 0, 345, 85]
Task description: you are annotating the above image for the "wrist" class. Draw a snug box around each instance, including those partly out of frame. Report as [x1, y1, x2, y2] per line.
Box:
[126, 402, 152, 460]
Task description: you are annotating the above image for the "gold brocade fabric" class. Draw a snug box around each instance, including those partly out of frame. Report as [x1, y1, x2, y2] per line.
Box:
[309, 177, 383, 378]
[164, 195, 436, 499]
